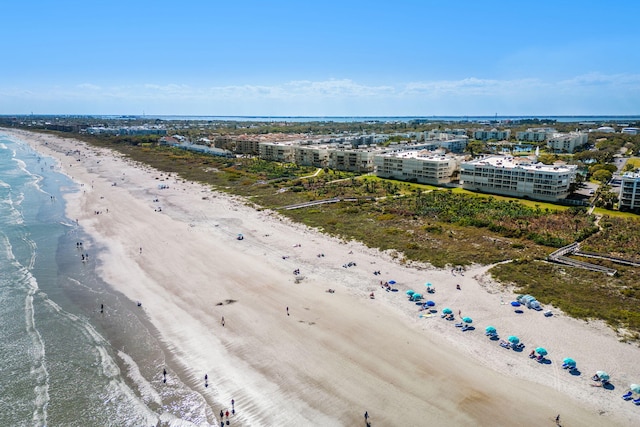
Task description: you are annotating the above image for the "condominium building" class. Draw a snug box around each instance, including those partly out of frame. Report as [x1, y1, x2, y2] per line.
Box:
[547, 132, 588, 153]
[294, 145, 330, 167]
[473, 129, 511, 141]
[619, 172, 640, 211]
[258, 142, 296, 163]
[460, 156, 577, 202]
[374, 151, 459, 185]
[329, 149, 377, 173]
[516, 128, 556, 142]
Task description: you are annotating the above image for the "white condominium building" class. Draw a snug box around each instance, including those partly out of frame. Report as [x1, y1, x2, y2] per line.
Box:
[516, 128, 556, 142]
[619, 172, 640, 211]
[547, 132, 588, 153]
[374, 151, 459, 185]
[460, 156, 577, 202]
[473, 129, 511, 141]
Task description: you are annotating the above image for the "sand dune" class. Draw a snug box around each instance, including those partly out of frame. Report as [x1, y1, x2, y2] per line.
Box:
[9, 128, 639, 426]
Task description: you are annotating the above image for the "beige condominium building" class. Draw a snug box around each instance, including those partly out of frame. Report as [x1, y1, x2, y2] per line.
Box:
[329, 149, 378, 173]
[374, 150, 459, 185]
[258, 142, 296, 163]
[619, 172, 640, 211]
[460, 155, 577, 202]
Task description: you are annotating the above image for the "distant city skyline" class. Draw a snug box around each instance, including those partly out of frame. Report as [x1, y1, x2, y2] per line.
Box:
[2, 1, 639, 116]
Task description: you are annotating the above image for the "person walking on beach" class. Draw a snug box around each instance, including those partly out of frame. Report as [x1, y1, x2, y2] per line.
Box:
[221, 316, 225, 327]
[555, 414, 560, 425]
[286, 306, 289, 316]
[100, 303, 104, 314]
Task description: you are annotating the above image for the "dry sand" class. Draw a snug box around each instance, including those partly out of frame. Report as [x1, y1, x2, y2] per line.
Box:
[7, 128, 640, 426]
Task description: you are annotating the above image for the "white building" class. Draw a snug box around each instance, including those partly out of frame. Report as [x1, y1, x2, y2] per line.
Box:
[621, 127, 640, 135]
[594, 126, 615, 133]
[516, 128, 556, 142]
[374, 151, 459, 185]
[547, 132, 588, 153]
[619, 172, 640, 211]
[473, 129, 511, 141]
[460, 155, 577, 202]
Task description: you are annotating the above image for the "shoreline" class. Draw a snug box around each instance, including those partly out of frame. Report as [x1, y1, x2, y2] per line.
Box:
[7, 128, 639, 426]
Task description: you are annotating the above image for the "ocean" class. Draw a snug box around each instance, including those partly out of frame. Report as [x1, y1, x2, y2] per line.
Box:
[0, 132, 215, 426]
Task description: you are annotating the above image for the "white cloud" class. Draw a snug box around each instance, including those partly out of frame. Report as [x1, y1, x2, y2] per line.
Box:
[1, 74, 639, 115]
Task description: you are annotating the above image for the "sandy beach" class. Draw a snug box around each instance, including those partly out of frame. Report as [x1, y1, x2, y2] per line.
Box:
[7, 128, 639, 426]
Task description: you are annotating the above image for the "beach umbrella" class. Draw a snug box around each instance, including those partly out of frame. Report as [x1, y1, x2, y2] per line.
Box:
[596, 371, 610, 381]
[510, 301, 521, 307]
[485, 326, 496, 333]
[412, 293, 423, 300]
[442, 308, 453, 314]
[508, 336, 520, 344]
[462, 317, 473, 324]
[388, 280, 396, 285]
[426, 300, 436, 307]
[630, 384, 640, 394]
[425, 282, 433, 287]
[563, 358, 576, 367]
[535, 347, 548, 356]
[406, 290, 415, 296]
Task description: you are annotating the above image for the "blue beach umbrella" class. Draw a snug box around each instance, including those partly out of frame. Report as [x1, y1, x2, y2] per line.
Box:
[442, 308, 453, 315]
[425, 282, 433, 287]
[508, 336, 520, 344]
[596, 371, 610, 381]
[388, 280, 396, 285]
[511, 301, 521, 307]
[462, 317, 473, 324]
[563, 358, 576, 367]
[412, 293, 423, 300]
[406, 290, 415, 296]
[485, 326, 497, 334]
[535, 347, 548, 356]
[630, 384, 640, 394]
[425, 300, 436, 307]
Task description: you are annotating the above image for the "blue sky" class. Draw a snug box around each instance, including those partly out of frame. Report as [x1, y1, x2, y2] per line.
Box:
[2, 0, 639, 116]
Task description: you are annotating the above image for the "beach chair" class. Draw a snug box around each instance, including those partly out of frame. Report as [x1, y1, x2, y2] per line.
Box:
[621, 391, 633, 400]
[633, 397, 640, 405]
[500, 341, 510, 349]
[455, 322, 463, 327]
